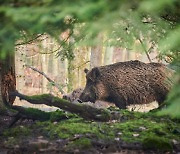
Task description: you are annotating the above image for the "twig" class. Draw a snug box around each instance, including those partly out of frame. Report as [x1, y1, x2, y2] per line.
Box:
[72, 61, 90, 70]
[38, 30, 73, 55]
[25, 65, 65, 94]
[15, 34, 44, 46]
[138, 38, 152, 63]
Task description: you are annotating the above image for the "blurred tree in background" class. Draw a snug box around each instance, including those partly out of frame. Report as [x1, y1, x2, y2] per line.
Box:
[0, 0, 179, 116]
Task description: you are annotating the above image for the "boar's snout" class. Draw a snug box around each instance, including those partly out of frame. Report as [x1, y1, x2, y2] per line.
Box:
[63, 95, 70, 101]
[63, 95, 68, 100]
[79, 91, 96, 103]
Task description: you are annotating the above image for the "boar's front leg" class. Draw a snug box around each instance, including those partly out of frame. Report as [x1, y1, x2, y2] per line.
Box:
[107, 96, 127, 109]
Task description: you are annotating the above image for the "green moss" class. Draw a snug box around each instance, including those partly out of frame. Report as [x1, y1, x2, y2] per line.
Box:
[1, 108, 179, 152]
[40, 118, 115, 140]
[27, 93, 70, 104]
[30, 94, 52, 100]
[3, 126, 31, 137]
[4, 137, 17, 148]
[50, 110, 78, 122]
[112, 116, 180, 142]
[53, 96, 69, 103]
[33, 110, 180, 147]
[23, 108, 78, 122]
[24, 108, 51, 120]
[66, 138, 92, 150]
[143, 137, 173, 151]
[96, 108, 111, 121]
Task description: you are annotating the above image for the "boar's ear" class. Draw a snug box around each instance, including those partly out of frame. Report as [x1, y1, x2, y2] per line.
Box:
[91, 67, 100, 80]
[84, 68, 89, 74]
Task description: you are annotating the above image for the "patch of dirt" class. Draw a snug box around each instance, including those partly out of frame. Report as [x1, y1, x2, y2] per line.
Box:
[0, 116, 14, 133]
[0, 134, 160, 154]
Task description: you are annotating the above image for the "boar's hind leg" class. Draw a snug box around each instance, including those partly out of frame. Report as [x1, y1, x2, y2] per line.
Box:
[156, 91, 169, 108]
[115, 102, 127, 109]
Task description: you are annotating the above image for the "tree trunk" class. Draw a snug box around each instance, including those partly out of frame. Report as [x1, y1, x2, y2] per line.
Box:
[0, 53, 16, 113]
[67, 59, 74, 92]
[104, 46, 113, 65]
[90, 46, 103, 68]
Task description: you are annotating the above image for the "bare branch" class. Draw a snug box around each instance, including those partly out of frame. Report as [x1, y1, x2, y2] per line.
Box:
[25, 65, 65, 94]
[38, 30, 73, 55]
[72, 61, 90, 70]
[138, 38, 152, 63]
[15, 34, 44, 46]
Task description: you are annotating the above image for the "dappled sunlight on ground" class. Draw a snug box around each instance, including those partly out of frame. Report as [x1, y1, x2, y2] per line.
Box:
[127, 102, 158, 112]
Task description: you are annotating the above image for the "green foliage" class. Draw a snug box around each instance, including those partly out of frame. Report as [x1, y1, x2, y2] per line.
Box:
[1, 0, 178, 56]
[138, 0, 180, 118]
[0, 0, 179, 116]
[57, 41, 75, 61]
[140, 0, 176, 13]
[159, 26, 180, 53]
[158, 75, 180, 118]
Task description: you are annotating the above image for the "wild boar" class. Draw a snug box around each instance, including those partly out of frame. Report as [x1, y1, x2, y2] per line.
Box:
[63, 88, 83, 102]
[79, 60, 173, 109]
[63, 88, 115, 108]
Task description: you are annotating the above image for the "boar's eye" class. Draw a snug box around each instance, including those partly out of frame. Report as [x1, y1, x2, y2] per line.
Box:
[86, 78, 93, 85]
[89, 77, 95, 82]
[87, 77, 99, 84]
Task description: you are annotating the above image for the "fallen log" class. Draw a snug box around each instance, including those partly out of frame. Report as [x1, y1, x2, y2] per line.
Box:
[11, 91, 121, 122]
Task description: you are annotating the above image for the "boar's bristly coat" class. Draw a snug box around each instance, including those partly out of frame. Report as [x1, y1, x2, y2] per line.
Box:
[79, 60, 173, 109]
[63, 88, 83, 102]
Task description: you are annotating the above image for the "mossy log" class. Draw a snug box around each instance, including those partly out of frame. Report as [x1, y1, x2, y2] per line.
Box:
[11, 91, 121, 122]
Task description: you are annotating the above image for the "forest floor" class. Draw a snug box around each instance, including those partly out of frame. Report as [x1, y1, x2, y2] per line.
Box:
[0, 108, 180, 154]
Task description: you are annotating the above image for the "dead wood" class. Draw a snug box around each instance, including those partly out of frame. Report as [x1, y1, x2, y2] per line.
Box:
[10, 91, 122, 122]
